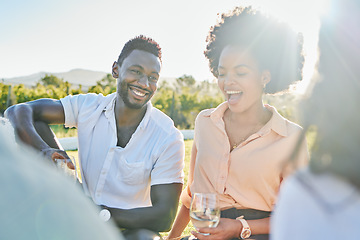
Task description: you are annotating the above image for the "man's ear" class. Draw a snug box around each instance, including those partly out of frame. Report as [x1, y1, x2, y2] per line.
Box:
[261, 70, 271, 88]
[112, 61, 119, 78]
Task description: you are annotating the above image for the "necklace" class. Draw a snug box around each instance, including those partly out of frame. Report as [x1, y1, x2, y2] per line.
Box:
[230, 125, 260, 150]
[226, 110, 269, 150]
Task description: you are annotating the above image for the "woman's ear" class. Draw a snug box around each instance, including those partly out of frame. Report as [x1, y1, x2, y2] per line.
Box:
[112, 61, 119, 78]
[261, 70, 271, 88]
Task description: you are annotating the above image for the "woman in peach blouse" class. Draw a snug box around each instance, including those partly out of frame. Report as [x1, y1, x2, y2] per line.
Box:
[167, 6, 308, 240]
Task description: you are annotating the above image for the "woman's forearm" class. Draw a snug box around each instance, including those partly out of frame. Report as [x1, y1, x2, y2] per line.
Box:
[167, 204, 190, 239]
[247, 217, 270, 235]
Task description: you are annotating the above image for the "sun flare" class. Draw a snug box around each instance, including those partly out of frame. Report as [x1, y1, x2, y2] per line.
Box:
[243, 0, 331, 94]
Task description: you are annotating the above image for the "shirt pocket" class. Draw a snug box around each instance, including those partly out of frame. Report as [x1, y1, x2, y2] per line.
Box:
[117, 156, 146, 185]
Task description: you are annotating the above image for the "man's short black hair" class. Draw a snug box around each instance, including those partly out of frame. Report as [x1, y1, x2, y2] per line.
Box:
[117, 35, 162, 67]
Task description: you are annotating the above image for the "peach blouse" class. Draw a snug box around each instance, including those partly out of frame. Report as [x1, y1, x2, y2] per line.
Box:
[181, 102, 309, 211]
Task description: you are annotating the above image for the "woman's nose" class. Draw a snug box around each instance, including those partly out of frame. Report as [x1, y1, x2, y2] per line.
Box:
[223, 73, 236, 85]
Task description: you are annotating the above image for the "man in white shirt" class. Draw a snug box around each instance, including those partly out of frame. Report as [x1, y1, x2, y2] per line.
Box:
[5, 35, 185, 237]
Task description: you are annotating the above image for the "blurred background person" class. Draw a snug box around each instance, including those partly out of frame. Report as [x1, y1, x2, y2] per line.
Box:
[167, 6, 308, 240]
[0, 117, 124, 240]
[271, 0, 360, 239]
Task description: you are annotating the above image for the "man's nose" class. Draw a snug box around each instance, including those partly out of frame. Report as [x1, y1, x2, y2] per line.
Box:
[138, 74, 150, 87]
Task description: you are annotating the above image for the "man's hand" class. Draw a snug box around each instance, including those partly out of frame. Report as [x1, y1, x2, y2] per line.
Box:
[41, 148, 75, 169]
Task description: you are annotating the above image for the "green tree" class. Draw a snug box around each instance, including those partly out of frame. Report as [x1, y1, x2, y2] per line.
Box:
[0, 83, 15, 113]
[152, 76, 223, 129]
[40, 74, 64, 88]
[13, 84, 32, 103]
[152, 81, 174, 113]
[88, 85, 105, 94]
[175, 75, 196, 90]
[88, 74, 116, 95]
[5, 72, 300, 131]
[71, 84, 83, 95]
[97, 74, 116, 89]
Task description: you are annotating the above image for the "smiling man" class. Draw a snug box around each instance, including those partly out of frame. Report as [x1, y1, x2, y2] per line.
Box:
[5, 36, 185, 239]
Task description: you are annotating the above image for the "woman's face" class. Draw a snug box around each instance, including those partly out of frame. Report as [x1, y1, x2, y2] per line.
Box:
[217, 45, 270, 113]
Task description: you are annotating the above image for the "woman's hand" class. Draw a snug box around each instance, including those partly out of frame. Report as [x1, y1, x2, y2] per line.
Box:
[191, 218, 242, 240]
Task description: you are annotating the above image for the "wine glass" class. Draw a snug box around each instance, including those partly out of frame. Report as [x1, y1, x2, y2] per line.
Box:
[55, 156, 77, 182]
[190, 193, 220, 232]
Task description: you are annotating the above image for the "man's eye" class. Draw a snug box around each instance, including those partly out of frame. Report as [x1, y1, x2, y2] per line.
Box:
[131, 69, 141, 75]
[149, 76, 158, 82]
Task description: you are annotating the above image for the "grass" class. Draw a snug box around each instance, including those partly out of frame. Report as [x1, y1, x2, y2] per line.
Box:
[50, 125, 77, 138]
[163, 140, 195, 238]
[66, 150, 82, 182]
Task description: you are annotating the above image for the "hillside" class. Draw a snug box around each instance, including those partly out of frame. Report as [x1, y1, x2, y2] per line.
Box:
[1, 69, 108, 88]
[1, 69, 177, 89]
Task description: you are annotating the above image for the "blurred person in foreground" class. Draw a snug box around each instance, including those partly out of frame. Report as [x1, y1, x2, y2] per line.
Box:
[0, 117, 124, 240]
[271, 0, 360, 239]
[5, 35, 185, 239]
[167, 6, 308, 240]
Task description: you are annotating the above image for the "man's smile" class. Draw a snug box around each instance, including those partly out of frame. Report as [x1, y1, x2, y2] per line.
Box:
[129, 85, 151, 99]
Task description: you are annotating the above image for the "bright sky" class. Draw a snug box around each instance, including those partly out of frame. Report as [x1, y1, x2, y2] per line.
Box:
[0, 0, 328, 89]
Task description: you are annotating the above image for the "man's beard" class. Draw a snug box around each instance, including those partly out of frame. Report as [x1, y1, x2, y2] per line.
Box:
[118, 80, 151, 109]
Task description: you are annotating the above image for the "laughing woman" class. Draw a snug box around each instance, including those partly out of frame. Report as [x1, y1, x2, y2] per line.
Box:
[167, 6, 308, 240]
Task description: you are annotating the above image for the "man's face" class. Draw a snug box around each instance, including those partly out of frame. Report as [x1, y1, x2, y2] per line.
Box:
[114, 49, 161, 109]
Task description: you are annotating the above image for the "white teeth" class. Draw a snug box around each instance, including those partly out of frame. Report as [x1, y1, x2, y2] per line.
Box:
[226, 90, 242, 95]
[132, 89, 146, 97]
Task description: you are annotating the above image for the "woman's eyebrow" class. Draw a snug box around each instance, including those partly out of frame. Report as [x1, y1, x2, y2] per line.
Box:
[234, 64, 252, 69]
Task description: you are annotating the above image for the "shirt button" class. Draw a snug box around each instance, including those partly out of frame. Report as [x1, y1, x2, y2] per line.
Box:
[101, 171, 106, 175]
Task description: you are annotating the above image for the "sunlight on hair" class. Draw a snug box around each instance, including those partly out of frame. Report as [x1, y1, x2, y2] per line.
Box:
[245, 0, 331, 94]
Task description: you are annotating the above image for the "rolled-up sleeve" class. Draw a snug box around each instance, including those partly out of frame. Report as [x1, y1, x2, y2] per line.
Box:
[150, 131, 185, 186]
[60, 94, 99, 128]
[60, 95, 82, 128]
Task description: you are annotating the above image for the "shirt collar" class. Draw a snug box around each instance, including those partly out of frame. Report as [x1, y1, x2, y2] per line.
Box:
[138, 102, 153, 130]
[102, 93, 152, 130]
[207, 102, 228, 122]
[264, 104, 288, 137]
[206, 102, 288, 137]
[103, 93, 117, 119]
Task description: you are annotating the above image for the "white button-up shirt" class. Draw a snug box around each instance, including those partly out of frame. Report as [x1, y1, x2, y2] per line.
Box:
[60, 93, 185, 209]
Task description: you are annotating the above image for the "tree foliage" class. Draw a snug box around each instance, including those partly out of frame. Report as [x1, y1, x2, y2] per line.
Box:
[152, 74, 223, 129]
[88, 74, 116, 95]
[1, 73, 298, 129]
[1, 75, 81, 112]
[40, 74, 64, 88]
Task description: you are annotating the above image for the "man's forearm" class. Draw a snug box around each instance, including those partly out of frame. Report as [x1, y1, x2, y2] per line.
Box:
[104, 183, 182, 232]
[5, 104, 50, 150]
[108, 205, 175, 232]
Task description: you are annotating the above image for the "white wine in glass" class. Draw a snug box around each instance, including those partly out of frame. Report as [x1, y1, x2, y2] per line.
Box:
[55, 156, 77, 182]
[190, 193, 220, 230]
